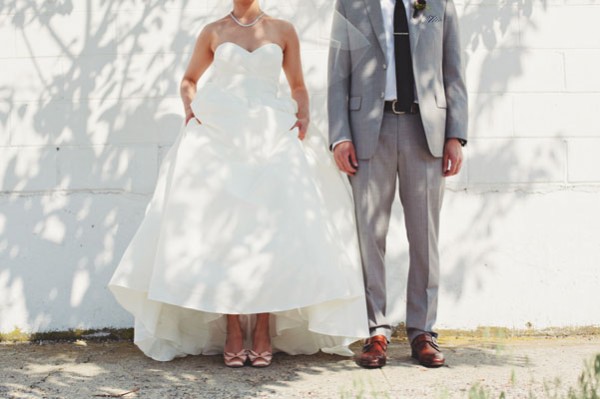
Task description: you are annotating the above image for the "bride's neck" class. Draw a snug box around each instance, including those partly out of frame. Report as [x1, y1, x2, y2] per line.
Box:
[232, 1, 262, 20]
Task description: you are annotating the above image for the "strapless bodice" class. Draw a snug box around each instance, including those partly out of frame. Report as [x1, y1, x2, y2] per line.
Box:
[208, 42, 284, 97]
[191, 41, 296, 129]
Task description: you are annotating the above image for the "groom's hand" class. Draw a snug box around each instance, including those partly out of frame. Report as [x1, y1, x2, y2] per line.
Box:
[443, 138, 463, 177]
[333, 141, 358, 176]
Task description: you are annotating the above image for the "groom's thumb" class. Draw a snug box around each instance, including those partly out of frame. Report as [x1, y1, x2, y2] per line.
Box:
[350, 147, 358, 168]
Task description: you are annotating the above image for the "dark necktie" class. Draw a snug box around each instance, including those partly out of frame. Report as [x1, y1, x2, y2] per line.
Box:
[393, 0, 415, 111]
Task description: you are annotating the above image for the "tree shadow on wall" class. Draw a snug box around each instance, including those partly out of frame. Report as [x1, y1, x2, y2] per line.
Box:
[0, 0, 217, 333]
[0, 0, 555, 367]
[439, 0, 555, 306]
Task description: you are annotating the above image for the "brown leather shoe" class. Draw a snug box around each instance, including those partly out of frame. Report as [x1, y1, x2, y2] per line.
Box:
[356, 335, 388, 368]
[411, 333, 445, 368]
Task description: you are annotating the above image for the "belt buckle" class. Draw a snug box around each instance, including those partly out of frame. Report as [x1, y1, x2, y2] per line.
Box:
[391, 100, 406, 115]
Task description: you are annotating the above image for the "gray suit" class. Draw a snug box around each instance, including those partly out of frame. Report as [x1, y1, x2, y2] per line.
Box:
[328, 0, 467, 341]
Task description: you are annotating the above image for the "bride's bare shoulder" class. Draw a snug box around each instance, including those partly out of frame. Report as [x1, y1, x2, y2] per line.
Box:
[265, 16, 297, 42]
[201, 15, 231, 35]
[194, 16, 231, 48]
[263, 16, 297, 36]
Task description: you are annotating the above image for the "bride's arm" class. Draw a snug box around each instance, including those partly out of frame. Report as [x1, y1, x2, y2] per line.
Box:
[281, 22, 309, 140]
[181, 26, 215, 124]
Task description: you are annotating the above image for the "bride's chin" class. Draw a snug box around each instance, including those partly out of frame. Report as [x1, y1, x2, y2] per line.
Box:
[233, 0, 259, 6]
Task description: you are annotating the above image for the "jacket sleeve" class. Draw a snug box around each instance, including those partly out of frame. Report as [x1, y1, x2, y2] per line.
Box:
[327, 0, 354, 150]
[442, 0, 469, 143]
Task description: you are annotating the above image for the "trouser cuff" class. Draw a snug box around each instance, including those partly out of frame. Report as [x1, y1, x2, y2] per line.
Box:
[370, 327, 392, 341]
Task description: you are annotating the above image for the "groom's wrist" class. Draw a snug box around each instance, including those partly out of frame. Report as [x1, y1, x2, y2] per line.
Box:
[331, 139, 352, 151]
[446, 137, 467, 147]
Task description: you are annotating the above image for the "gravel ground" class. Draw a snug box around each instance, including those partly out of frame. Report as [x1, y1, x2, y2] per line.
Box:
[1, 336, 598, 399]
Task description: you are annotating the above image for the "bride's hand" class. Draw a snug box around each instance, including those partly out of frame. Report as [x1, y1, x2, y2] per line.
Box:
[185, 112, 201, 126]
[291, 117, 309, 140]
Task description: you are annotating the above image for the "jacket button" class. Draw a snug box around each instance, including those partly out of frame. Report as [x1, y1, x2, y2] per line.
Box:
[380, 92, 385, 99]
[383, 63, 387, 70]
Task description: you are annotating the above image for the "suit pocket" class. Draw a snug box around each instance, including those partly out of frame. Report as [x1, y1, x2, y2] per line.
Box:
[349, 96, 362, 111]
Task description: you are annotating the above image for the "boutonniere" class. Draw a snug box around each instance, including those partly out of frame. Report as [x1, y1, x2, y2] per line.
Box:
[413, 0, 427, 17]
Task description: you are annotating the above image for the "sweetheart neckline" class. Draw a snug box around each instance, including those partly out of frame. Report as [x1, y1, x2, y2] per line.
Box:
[215, 41, 283, 55]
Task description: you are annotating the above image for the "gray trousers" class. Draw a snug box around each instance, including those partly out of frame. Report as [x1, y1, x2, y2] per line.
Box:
[350, 111, 445, 342]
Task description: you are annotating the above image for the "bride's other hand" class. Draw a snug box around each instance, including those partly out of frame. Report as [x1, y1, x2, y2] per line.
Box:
[180, 24, 214, 126]
[185, 111, 201, 125]
[281, 21, 310, 142]
[291, 117, 309, 140]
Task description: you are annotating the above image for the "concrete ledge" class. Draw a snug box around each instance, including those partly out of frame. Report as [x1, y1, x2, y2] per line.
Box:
[395, 325, 600, 342]
[0, 327, 133, 343]
[2, 326, 598, 344]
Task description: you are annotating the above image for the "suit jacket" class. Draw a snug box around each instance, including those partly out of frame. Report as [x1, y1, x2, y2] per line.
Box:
[327, 0, 468, 159]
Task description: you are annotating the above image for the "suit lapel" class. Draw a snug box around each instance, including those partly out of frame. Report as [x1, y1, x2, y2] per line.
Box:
[363, 0, 387, 56]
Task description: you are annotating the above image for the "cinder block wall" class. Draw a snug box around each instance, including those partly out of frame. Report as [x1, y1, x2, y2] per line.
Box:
[0, 0, 598, 334]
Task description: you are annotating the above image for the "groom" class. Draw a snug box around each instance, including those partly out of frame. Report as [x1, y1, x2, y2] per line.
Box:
[328, 0, 468, 368]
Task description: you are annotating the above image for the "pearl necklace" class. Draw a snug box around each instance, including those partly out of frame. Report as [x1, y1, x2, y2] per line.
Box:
[229, 11, 265, 27]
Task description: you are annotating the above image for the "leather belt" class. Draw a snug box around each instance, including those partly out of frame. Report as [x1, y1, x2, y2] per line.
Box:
[384, 101, 419, 115]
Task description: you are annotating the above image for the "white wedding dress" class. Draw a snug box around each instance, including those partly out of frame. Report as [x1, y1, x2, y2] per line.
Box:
[109, 42, 369, 361]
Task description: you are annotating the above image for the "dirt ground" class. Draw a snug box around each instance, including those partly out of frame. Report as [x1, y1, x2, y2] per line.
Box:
[1, 335, 599, 399]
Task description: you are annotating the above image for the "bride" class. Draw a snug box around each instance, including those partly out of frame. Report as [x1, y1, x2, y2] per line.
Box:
[109, 0, 368, 367]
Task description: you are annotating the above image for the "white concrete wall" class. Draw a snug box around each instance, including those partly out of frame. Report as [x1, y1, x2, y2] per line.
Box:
[0, 0, 598, 334]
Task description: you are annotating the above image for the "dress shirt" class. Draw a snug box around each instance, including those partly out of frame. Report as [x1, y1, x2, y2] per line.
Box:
[382, 0, 465, 146]
[381, 0, 418, 101]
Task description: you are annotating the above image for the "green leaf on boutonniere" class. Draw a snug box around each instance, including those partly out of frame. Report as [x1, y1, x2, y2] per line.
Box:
[414, 0, 427, 11]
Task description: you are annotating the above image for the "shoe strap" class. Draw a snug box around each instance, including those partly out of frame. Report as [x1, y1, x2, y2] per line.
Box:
[224, 349, 248, 361]
[363, 336, 388, 352]
[248, 350, 273, 361]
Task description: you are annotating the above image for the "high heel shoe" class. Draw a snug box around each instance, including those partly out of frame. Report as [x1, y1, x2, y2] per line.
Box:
[248, 350, 273, 368]
[223, 350, 248, 368]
